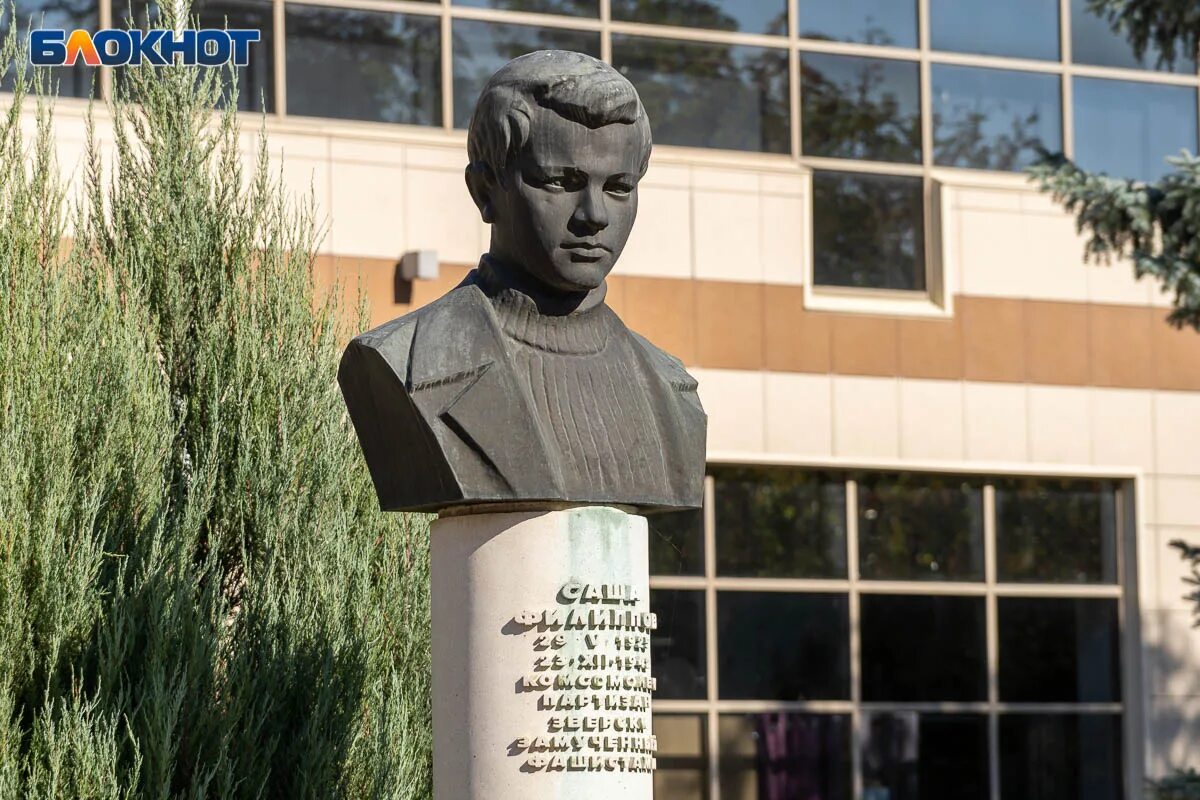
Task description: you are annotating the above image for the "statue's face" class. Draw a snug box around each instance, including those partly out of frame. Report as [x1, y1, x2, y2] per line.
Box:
[489, 105, 645, 294]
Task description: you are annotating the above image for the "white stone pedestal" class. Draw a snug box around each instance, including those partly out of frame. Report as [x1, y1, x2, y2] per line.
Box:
[431, 506, 655, 800]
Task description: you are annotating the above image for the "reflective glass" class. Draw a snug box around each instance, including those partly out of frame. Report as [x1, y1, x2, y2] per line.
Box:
[860, 594, 986, 701]
[999, 714, 1124, 800]
[452, 20, 600, 128]
[1073, 77, 1198, 182]
[801, 53, 921, 163]
[719, 713, 852, 800]
[932, 65, 1063, 171]
[112, 0, 274, 112]
[714, 467, 846, 579]
[654, 714, 709, 800]
[1071, 0, 1196, 73]
[612, 0, 787, 35]
[857, 473, 984, 581]
[285, 6, 441, 126]
[812, 171, 926, 291]
[649, 508, 705, 576]
[613, 36, 790, 153]
[995, 478, 1119, 583]
[2, 0, 98, 98]
[453, 0, 596, 17]
[651, 590, 707, 700]
[930, 0, 1059, 61]
[718, 592, 850, 700]
[999, 598, 1121, 703]
[799, 0, 916, 48]
[862, 713, 989, 800]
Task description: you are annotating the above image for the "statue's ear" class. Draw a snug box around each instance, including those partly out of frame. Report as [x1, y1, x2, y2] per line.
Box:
[465, 163, 496, 224]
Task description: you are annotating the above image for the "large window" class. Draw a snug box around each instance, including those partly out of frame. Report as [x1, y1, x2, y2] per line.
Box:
[649, 467, 1134, 800]
[4, 0, 1198, 292]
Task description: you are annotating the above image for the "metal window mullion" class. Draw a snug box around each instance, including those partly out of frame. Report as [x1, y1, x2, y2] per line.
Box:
[846, 478, 863, 800]
[917, 0, 936, 298]
[598, 0, 610, 63]
[702, 474, 720, 800]
[273, 0, 286, 116]
[1059, 0, 1073, 159]
[984, 484, 1001, 800]
[440, 0, 452, 132]
[788, 0, 800, 161]
[99, 0, 113, 102]
[449, 4, 604, 32]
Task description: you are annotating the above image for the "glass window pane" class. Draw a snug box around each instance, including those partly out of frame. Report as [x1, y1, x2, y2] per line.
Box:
[285, 6, 441, 126]
[860, 594, 986, 701]
[801, 53, 922, 163]
[112, 0, 274, 112]
[862, 713, 989, 799]
[995, 478, 1119, 583]
[718, 592, 850, 700]
[452, 19, 600, 129]
[613, 36, 790, 154]
[719, 713, 852, 800]
[812, 170, 926, 291]
[1000, 714, 1124, 800]
[999, 597, 1121, 703]
[651, 590, 707, 700]
[1072, 77, 1198, 182]
[857, 472, 985, 581]
[1070, 0, 1196, 73]
[714, 467, 846, 579]
[612, 0, 787, 35]
[930, 0, 1059, 61]
[799, 0, 917, 48]
[654, 714, 709, 800]
[650, 508, 705, 576]
[453, 0, 596, 16]
[2, 0, 98, 98]
[932, 65, 1063, 171]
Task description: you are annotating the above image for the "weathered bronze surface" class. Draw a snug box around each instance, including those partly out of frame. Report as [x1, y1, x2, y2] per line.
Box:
[339, 51, 706, 513]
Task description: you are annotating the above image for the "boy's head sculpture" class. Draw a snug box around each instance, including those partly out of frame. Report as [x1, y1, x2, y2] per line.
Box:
[464, 51, 651, 309]
[338, 50, 706, 514]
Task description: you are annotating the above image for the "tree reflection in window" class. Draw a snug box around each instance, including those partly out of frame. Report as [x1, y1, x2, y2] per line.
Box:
[612, 0, 787, 36]
[613, 36, 790, 154]
[801, 53, 921, 164]
[2, 0, 98, 98]
[812, 170, 926, 291]
[713, 467, 846, 578]
[857, 472, 985, 581]
[995, 478, 1118, 584]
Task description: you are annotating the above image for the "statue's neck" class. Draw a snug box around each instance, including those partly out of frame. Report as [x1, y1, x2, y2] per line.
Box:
[477, 253, 607, 316]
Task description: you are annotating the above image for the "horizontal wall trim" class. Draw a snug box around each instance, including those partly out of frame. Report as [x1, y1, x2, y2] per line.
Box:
[314, 257, 1200, 393]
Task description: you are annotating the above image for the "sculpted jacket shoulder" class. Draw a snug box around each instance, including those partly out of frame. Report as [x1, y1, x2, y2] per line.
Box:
[338, 271, 706, 513]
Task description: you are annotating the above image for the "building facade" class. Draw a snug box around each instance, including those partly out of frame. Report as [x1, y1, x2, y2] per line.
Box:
[9, 0, 1200, 797]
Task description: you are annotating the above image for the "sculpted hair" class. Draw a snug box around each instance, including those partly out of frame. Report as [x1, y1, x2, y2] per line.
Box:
[466, 50, 653, 187]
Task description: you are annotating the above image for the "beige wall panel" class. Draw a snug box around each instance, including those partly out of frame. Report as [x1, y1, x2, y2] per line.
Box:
[402, 167, 483, 265]
[692, 368, 765, 454]
[760, 193, 806, 285]
[1090, 390, 1156, 473]
[898, 380, 965, 461]
[690, 166, 760, 193]
[950, 186, 1023, 213]
[1154, 392, 1200, 476]
[831, 376, 900, 459]
[963, 382, 1029, 462]
[1147, 696, 1200, 775]
[764, 372, 833, 457]
[329, 160, 405, 260]
[1152, 526, 1200, 612]
[1144, 609, 1200, 698]
[275, 156, 332, 254]
[958, 209, 1089, 303]
[328, 137, 407, 166]
[693, 189, 761, 282]
[616, 184, 693, 279]
[1027, 385, 1092, 464]
[1086, 260, 1154, 306]
[1156, 477, 1200, 527]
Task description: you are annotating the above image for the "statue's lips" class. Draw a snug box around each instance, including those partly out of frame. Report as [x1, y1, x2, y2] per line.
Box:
[561, 241, 611, 255]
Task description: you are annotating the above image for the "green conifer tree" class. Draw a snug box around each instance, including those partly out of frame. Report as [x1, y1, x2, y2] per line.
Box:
[0, 3, 432, 796]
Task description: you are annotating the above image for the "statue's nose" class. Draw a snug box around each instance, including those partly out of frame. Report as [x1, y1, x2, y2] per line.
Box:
[575, 186, 609, 232]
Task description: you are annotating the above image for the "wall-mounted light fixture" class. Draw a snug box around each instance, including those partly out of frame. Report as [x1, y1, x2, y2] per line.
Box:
[399, 249, 438, 281]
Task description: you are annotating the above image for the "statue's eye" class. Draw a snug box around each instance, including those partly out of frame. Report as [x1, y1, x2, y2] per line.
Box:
[606, 181, 634, 196]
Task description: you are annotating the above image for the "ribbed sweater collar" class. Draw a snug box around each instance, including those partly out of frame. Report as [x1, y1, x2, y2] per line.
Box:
[474, 255, 616, 355]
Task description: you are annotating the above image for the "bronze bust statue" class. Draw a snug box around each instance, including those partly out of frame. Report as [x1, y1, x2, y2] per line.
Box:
[338, 50, 706, 513]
